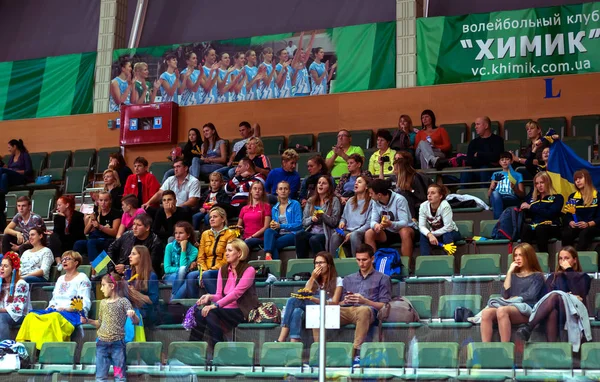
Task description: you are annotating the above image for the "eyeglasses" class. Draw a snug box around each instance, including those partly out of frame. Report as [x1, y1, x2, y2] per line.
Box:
[61, 257, 73, 263]
[314, 261, 327, 265]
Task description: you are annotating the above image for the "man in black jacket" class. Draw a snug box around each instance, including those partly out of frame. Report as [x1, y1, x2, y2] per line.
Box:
[460, 116, 504, 188]
[107, 213, 164, 278]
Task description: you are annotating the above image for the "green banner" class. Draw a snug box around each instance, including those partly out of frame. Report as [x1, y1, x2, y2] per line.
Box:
[417, 2, 600, 85]
[0, 52, 96, 121]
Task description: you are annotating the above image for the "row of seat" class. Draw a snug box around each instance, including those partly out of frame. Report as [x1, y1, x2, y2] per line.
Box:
[15, 340, 600, 380]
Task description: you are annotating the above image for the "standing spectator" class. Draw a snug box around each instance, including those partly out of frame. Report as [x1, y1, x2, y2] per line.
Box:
[217, 121, 259, 180]
[325, 130, 365, 177]
[116, 195, 145, 239]
[152, 190, 193, 243]
[520, 172, 564, 253]
[335, 154, 372, 205]
[197, 123, 227, 179]
[102, 169, 124, 212]
[390, 114, 418, 153]
[19, 228, 54, 283]
[3, 196, 45, 254]
[368, 129, 396, 177]
[48, 195, 86, 265]
[513, 120, 549, 167]
[237, 182, 271, 251]
[0, 139, 33, 194]
[330, 176, 373, 257]
[365, 179, 416, 258]
[123, 157, 161, 208]
[488, 152, 525, 219]
[193, 172, 230, 230]
[295, 176, 341, 258]
[418, 185, 461, 256]
[163, 222, 198, 300]
[299, 155, 330, 207]
[390, 152, 432, 219]
[246, 137, 271, 178]
[264, 181, 303, 260]
[561, 170, 600, 250]
[224, 158, 267, 214]
[461, 116, 504, 187]
[0, 252, 30, 341]
[143, 158, 201, 213]
[414, 109, 451, 170]
[108, 152, 132, 187]
[265, 149, 301, 203]
[128, 245, 159, 326]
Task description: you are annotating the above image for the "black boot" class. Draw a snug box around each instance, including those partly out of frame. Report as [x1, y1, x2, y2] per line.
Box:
[516, 323, 532, 341]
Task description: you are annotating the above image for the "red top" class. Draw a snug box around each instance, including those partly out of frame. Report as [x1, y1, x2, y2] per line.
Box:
[415, 127, 452, 153]
[239, 202, 271, 239]
[123, 172, 161, 206]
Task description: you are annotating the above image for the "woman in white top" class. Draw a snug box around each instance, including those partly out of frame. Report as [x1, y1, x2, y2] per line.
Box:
[276, 251, 342, 342]
[418, 184, 461, 256]
[16, 251, 91, 349]
[0, 251, 30, 340]
[20, 227, 54, 283]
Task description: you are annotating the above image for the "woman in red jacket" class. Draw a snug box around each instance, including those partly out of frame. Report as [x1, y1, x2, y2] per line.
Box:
[123, 157, 161, 208]
[414, 109, 451, 170]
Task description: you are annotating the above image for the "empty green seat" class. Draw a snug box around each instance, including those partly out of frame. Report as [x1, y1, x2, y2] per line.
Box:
[309, 342, 353, 367]
[460, 254, 501, 276]
[360, 342, 405, 368]
[352, 130, 374, 150]
[96, 147, 120, 174]
[581, 342, 600, 375]
[46, 150, 71, 170]
[72, 148, 96, 170]
[479, 220, 510, 244]
[19, 342, 76, 374]
[455, 220, 474, 242]
[285, 259, 315, 279]
[458, 342, 515, 381]
[410, 342, 459, 378]
[364, 147, 377, 165]
[571, 114, 600, 143]
[167, 341, 207, 367]
[508, 252, 549, 273]
[80, 342, 96, 366]
[441, 123, 467, 151]
[126, 342, 162, 366]
[503, 119, 530, 147]
[504, 139, 521, 154]
[563, 136, 593, 161]
[538, 116, 567, 138]
[288, 134, 314, 150]
[65, 167, 89, 195]
[268, 155, 282, 169]
[260, 342, 303, 367]
[519, 342, 572, 380]
[334, 258, 359, 277]
[577, 251, 598, 273]
[149, 161, 172, 183]
[317, 132, 339, 157]
[401, 256, 410, 278]
[213, 342, 255, 367]
[248, 260, 281, 278]
[31, 189, 56, 219]
[438, 295, 482, 318]
[414, 255, 454, 277]
[405, 295, 432, 319]
[29, 152, 48, 177]
[457, 188, 489, 206]
[261, 136, 285, 156]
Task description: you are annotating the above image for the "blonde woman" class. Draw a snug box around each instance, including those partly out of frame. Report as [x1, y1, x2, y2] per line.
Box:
[562, 169, 600, 250]
[131, 62, 159, 104]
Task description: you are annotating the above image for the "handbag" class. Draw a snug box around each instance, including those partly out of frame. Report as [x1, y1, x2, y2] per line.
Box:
[253, 265, 270, 282]
[247, 302, 281, 324]
[0, 352, 19, 370]
[35, 175, 52, 185]
[454, 307, 474, 322]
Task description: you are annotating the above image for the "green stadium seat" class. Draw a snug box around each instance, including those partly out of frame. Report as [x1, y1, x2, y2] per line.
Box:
[317, 132, 339, 157]
[19, 341, 76, 375]
[571, 114, 600, 143]
[88, 300, 100, 320]
[508, 252, 549, 273]
[519, 342, 572, 380]
[169, 298, 198, 307]
[296, 152, 315, 179]
[459, 342, 515, 381]
[334, 258, 359, 277]
[460, 254, 501, 276]
[126, 342, 162, 367]
[40, 167, 66, 183]
[581, 342, 600, 377]
[414, 255, 454, 277]
[538, 116, 567, 138]
[80, 341, 96, 366]
[363, 147, 378, 166]
[213, 342, 255, 368]
[438, 295, 482, 318]
[563, 136, 593, 161]
[167, 341, 207, 368]
[401, 256, 410, 278]
[288, 134, 314, 150]
[442, 123, 467, 151]
[22, 341, 37, 364]
[406, 295, 432, 319]
[95, 147, 120, 174]
[457, 188, 489, 206]
[503, 119, 530, 147]
[46, 150, 71, 170]
[31, 189, 56, 219]
[409, 342, 459, 379]
[352, 129, 374, 150]
[479, 220, 510, 245]
[260, 342, 303, 367]
[72, 148, 96, 171]
[360, 342, 405, 368]
[504, 139, 521, 155]
[261, 136, 285, 156]
[149, 161, 172, 183]
[456, 142, 469, 155]
[577, 251, 598, 273]
[309, 342, 353, 367]
[595, 293, 600, 317]
[249, 260, 281, 278]
[286, 259, 315, 279]
[64, 167, 89, 195]
[29, 152, 48, 177]
[455, 220, 474, 242]
[471, 120, 500, 140]
[30, 300, 47, 310]
[268, 155, 282, 169]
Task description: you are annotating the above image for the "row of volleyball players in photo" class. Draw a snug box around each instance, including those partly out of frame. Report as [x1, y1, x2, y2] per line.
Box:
[109, 33, 337, 111]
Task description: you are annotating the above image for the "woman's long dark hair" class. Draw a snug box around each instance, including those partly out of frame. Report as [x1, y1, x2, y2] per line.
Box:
[313, 251, 338, 297]
[201, 123, 222, 156]
[8, 139, 27, 153]
[184, 128, 202, 156]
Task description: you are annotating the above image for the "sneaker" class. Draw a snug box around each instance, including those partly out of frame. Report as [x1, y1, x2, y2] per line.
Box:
[516, 324, 532, 341]
[265, 253, 273, 261]
[352, 356, 361, 368]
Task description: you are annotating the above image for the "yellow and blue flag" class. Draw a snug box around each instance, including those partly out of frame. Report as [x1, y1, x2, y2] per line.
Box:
[91, 250, 112, 273]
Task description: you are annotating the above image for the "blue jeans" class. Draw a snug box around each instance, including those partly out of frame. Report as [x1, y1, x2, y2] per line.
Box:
[185, 269, 219, 297]
[192, 211, 210, 230]
[490, 191, 521, 219]
[263, 229, 296, 259]
[295, 231, 326, 258]
[460, 167, 490, 188]
[73, 238, 111, 263]
[244, 237, 263, 251]
[0, 168, 26, 193]
[96, 339, 126, 382]
[215, 166, 233, 181]
[163, 266, 189, 300]
[419, 230, 462, 256]
[0, 312, 23, 340]
[23, 275, 47, 283]
[281, 297, 316, 340]
[190, 157, 201, 179]
[199, 163, 224, 178]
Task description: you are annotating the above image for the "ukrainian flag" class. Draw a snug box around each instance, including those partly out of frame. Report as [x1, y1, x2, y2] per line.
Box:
[546, 141, 600, 204]
[91, 250, 111, 273]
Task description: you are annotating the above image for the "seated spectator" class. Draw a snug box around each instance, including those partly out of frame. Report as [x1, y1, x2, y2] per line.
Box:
[418, 184, 461, 256]
[340, 244, 391, 365]
[265, 149, 300, 203]
[299, 155, 330, 207]
[163, 222, 198, 300]
[217, 121, 259, 180]
[152, 190, 193, 243]
[520, 172, 564, 252]
[143, 158, 201, 214]
[128, 245, 159, 326]
[224, 157, 266, 214]
[0, 252, 31, 341]
[74, 191, 121, 267]
[365, 179, 416, 258]
[335, 154, 372, 205]
[277, 251, 342, 342]
[123, 156, 161, 208]
[512, 120, 549, 168]
[163, 128, 203, 181]
[187, 207, 237, 296]
[196, 123, 227, 179]
[16, 250, 92, 350]
[48, 195, 86, 266]
[107, 213, 164, 278]
[237, 182, 271, 251]
[562, 170, 600, 250]
[414, 109, 451, 170]
[117, 195, 145, 239]
[518, 246, 591, 343]
[524, 146, 549, 177]
[325, 130, 365, 177]
[390, 114, 418, 153]
[0, 139, 33, 194]
[102, 169, 124, 212]
[369, 129, 396, 177]
[330, 176, 372, 257]
[108, 152, 133, 188]
[264, 181, 303, 260]
[488, 152, 525, 219]
[193, 172, 230, 230]
[189, 239, 258, 346]
[480, 243, 545, 342]
[296, 176, 341, 258]
[246, 137, 271, 178]
[20, 228, 55, 283]
[3, 196, 45, 254]
[390, 151, 432, 219]
[461, 116, 504, 187]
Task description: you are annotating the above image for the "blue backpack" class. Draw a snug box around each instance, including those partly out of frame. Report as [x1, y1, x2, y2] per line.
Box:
[374, 248, 402, 279]
[491, 207, 523, 252]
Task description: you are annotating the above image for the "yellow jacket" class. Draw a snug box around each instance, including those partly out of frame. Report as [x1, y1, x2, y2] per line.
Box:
[197, 228, 237, 271]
